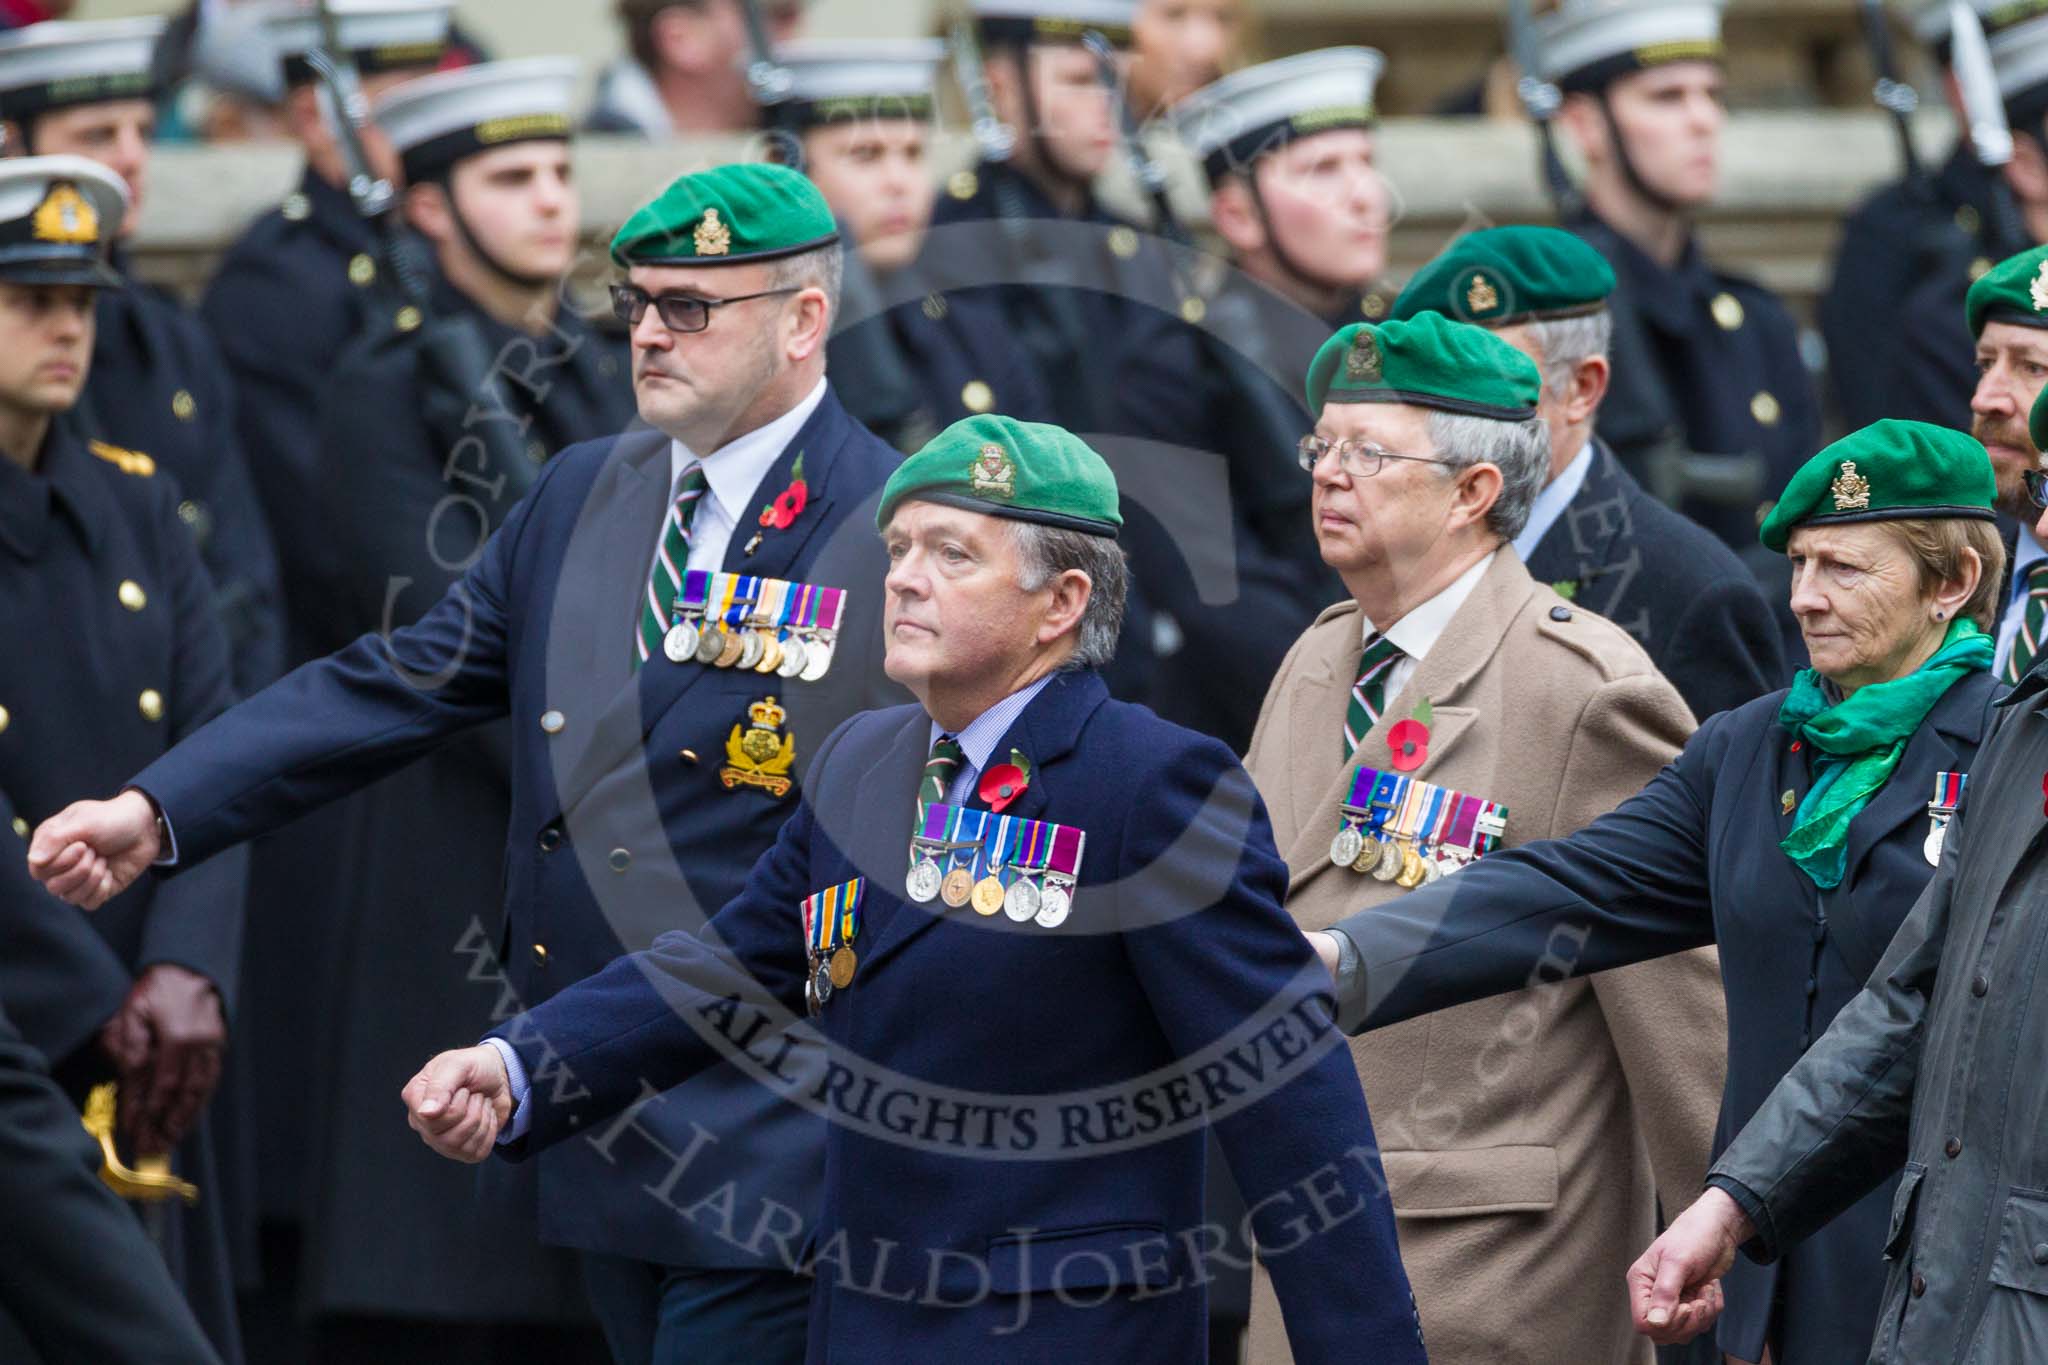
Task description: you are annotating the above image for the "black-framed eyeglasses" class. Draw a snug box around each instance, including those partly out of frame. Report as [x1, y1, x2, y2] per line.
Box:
[1296, 434, 1455, 479]
[609, 283, 802, 334]
[2025, 468, 2048, 511]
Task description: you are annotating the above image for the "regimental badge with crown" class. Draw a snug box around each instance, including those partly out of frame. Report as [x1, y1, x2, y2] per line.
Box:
[969, 441, 1015, 499]
[1831, 460, 1872, 512]
[1465, 272, 1500, 316]
[694, 207, 731, 257]
[32, 183, 96, 246]
[722, 695, 797, 798]
[2033, 258, 2048, 313]
[1345, 330, 1382, 382]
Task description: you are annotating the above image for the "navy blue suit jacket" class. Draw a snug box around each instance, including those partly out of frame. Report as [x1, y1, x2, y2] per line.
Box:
[494, 670, 1424, 1363]
[1337, 671, 1999, 1362]
[132, 387, 905, 1268]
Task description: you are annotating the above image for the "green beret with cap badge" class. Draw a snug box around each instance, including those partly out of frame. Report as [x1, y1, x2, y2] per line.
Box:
[1305, 313, 1541, 420]
[1965, 242, 2048, 337]
[1758, 419, 1997, 553]
[611, 162, 840, 268]
[1390, 225, 1615, 328]
[877, 414, 1122, 537]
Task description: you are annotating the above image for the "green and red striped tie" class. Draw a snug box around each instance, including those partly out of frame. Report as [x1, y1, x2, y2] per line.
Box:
[1343, 633, 1403, 759]
[2005, 560, 2048, 684]
[635, 465, 708, 669]
[919, 734, 964, 822]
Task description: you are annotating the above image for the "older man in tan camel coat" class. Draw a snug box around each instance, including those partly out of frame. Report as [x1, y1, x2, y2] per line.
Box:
[1243, 315, 1726, 1364]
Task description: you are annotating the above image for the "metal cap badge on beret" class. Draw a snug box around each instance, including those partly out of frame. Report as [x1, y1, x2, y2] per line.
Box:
[0, 18, 164, 122]
[1306, 313, 1542, 420]
[1965, 242, 2048, 336]
[1535, 0, 1726, 93]
[1169, 47, 1384, 184]
[0, 154, 126, 289]
[769, 39, 944, 129]
[1758, 420, 1998, 553]
[373, 57, 577, 183]
[877, 414, 1123, 537]
[1391, 226, 1616, 328]
[612, 162, 840, 269]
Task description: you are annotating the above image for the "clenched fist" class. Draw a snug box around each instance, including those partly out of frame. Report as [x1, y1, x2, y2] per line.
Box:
[402, 1044, 514, 1164]
[28, 789, 161, 910]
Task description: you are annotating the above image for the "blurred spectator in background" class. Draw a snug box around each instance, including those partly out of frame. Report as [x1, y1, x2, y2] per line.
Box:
[591, 0, 803, 136]
[1128, 0, 1243, 120]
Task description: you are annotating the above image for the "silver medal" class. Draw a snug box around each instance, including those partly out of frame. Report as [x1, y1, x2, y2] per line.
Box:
[907, 857, 942, 903]
[1003, 877, 1040, 922]
[776, 635, 807, 678]
[1330, 823, 1364, 869]
[694, 625, 726, 665]
[1924, 816, 1948, 867]
[663, 621, 699, 663]
[1034, 881, 1072, 928]
[812, 960, 834, 1004]
[738, 631, 764, 670]
[1370, 840, 1401, 882]
[799, 638, 834, 683]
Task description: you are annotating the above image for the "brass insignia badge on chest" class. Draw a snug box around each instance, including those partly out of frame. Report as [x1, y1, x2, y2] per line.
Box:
[721, 696, 796, 798]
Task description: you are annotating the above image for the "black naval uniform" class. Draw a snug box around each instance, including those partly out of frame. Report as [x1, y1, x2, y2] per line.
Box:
[1572, 216, 1822, 552]
[295, 270, 634, 1330]
[0, 415, 247, 1365]
[90, 252, 284, 697]
[1820, 145, 1998, 431]
[199, 167, 387, 658]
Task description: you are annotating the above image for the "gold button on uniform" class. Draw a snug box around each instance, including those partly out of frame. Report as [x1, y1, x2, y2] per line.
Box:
[1969, 256, 1994, 282]
[0, 703, 9, 733]
[171, 389, 196, 422]
[540, 709, 565, 734]
[1107, 226, 1138, 259]
[1360, 293, 1386, 320]
[921, 292, 948, 321]
[1750, 390, 1782, 427]
[118, 580, 146, 612]
[608, 848, 632, 872]
[395, 305, 423, 333]
[678, 748, 698, 764]
[348, 253, 377, 287]
[10, 816, 26, 839]
[177, 499, 201, 526]
[960, 380, 994, 413]
[532, 943, 548, 965]
[1710, 292, 1745, 331]
[138, 689, 165, 722]
[1178, 295, 1206, 325]
[947, 169, 978, 201]
[281, 192, 311, 222]
[526, 440, 547, 464]
[1957, 204, 1981, 235]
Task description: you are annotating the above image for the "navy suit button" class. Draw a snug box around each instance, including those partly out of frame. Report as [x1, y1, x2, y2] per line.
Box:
[1549, 605, 1572, 622]
[1972, 974, 1990, 997]
[0, 703, 9, 733]
[532, 943, 548, 966]
[609, 847, 631, 872]
[540, 709, 565, 734]
[1911, 1273, 1926, 1298]
[1945, 1137, 1962, 1159]
[2033, 1243, 2048, 1266]
[538, 824, 562, 852]
[10, 816, 25, 839]
[1804, 977, 1817, 997]
[679, 749, 698, 765]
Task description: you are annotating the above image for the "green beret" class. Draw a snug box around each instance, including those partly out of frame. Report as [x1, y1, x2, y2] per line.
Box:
[1305, 314, 1540, 420]
[1391, 226, 1615, 328]
[1965, 243, 2048, 337]
[1758, 419, 1998, 553]
[611, 162, 839, 268]
[876, 414, 1122, 537]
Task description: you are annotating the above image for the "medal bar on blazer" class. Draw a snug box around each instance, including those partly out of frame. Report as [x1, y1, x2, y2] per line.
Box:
[802, 877, 866, 1010]
[1003, 817, 1050, 923]
[1331, 768, 1509, 880]
[908, 802, 1087, 927]
[667, 570, 849, 679]
[1924, 769, 1967, 866]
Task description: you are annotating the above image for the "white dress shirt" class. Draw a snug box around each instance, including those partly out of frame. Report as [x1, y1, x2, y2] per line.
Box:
[1510, 440, 1595, 563]
[1360, 551, 1497, 702]
[1995, 525, 2048, 678]
[652, 377, 829, 584]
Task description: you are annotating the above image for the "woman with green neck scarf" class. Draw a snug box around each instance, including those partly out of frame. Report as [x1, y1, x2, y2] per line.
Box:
[1299, 419, 2005, 1365]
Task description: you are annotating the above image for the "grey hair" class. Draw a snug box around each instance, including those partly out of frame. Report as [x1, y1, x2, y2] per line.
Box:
[767, 240, 844, 321]
[1422, 410, 1553, 541]
[1522, 309, 1613, 396]
[1009, 521, 1128, 669]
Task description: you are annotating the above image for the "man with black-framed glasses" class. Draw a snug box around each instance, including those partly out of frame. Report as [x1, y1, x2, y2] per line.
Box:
[1241, 312, 1725, 1364]
[29, 162, 906, 1365]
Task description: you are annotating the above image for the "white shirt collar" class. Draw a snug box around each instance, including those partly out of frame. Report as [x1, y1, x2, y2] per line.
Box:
[668, 377, 829, 516]
[928, 675, 1056, 779]
[1510, 440, 1596, 562]
[1362, 551, 1497, 662]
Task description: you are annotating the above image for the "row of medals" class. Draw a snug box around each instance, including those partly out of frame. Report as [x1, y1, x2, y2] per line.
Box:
[808, 940, 858, 1011]
[664, 607, 835, 682]
[1329, 821, 1469, 888]
[905, 841, 1075, 928]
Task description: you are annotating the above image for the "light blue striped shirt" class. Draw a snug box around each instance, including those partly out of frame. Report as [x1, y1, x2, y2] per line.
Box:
[929, 675, 1055, 803]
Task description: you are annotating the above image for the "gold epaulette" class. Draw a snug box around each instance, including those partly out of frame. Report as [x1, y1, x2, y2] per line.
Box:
[88, 440, 156, 477]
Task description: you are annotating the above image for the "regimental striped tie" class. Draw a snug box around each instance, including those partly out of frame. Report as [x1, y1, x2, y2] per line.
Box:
[920, 733, 964, 823]
[635, 465, 709, 669]
[1343, 633, 1404, 759]
[2006, 560, 2048, 684]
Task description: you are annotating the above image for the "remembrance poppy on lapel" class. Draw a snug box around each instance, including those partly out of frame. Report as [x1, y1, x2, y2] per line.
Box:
[758, 453, 809, 530]
[1387, 719, 1429, 773]
[981, 749, 1032, 812]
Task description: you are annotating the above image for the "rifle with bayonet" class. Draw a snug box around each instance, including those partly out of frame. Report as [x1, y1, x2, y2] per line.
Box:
[1949, 0, 2034, 255]
[306, 2, 539, 502]
[1506, 0, 1582, 220]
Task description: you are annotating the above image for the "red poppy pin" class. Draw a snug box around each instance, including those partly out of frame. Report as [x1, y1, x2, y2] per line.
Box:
[758, 453, 809, 530]
[1387, 699, 1432, 773]
[981, 748, 1032, 812]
